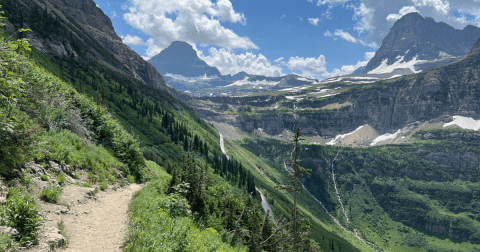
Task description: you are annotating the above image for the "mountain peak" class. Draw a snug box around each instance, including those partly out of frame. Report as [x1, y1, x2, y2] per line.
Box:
[149, 41, 221, 78]
[364, 13, 480, 74]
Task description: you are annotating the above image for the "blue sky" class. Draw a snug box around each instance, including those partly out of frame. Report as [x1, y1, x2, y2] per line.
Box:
[92, 0, 480, 80]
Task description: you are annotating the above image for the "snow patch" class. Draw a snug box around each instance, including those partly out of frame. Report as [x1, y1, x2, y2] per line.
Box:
[443, 116, 480, 131]
[370, 130, 402, 146]
[327, 126, 364, 145]
[368, 55, 425, 74]
[226, 77, 279, 87]
[387, 74, 403, 80]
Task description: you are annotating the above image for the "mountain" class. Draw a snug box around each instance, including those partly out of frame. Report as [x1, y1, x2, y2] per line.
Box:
[364, 12, 480, 74]
[149, 41, 318, 96]
[3, 0, 190, 102]
[149, 41, 222, 78]
[195, 36, 480, 252]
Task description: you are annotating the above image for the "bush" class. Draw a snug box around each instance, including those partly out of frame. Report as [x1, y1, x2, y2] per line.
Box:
[158, 193, 191, 218]
[127, 175, 135, 184]
[108, 175, 115, 185]
[99, 182, 107, 191]
[88, 172, 97, 184]
[0, 234, 18, 251]
[0, 188, 43, 246]
[56, 172, 66, 186]
[40, 184, 62, 203]
[40, 174, 48, 181]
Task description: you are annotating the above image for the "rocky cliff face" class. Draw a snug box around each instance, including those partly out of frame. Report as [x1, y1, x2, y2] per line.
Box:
[364, 12, 480, 74]
[204, 39, 480, 137]
[6, 0, 190, 102]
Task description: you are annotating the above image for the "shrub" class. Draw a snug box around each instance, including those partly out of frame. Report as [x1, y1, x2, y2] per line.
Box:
[56, 172, 66, 186]
[40, 184, 62, 203]
[0, 188, 43, 246]
[84, 183, 91, 188]
[0, 234, 18, 251]
[99, 182, 107, 191]
[108, 175, 115, 185]
[40, 174, 48, 181]
[127, 175, 135, 184]
[88, 172, 97, 184]
[72, 172, 80, 179]
[158, 193, 191, 218]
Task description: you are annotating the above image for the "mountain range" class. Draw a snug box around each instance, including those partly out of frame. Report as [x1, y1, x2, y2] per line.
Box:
[4, 0, 480, 251]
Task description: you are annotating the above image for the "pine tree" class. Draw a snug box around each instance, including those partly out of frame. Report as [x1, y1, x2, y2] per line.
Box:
[276, 128, 311, 252]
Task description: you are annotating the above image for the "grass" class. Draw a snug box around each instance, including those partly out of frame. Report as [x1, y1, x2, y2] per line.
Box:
[40, 184, 62, 203]
[124, 163, 247, 252]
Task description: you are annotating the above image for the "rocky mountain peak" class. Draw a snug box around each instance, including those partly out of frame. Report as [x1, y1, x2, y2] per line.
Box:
[149, 41, 222, 78]
[44, 0, 121, 41]
[364, 12, 480, 74]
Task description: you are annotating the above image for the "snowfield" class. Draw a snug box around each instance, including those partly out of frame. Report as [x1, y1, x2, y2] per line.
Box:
[443, 116, 480, 131]
[327, 126, 364, 145]
[370, 130, 402, 146]
[368, 55, 424, 74]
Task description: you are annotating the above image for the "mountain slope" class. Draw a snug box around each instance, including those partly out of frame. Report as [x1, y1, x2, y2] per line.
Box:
[364, 12, 480, 74]
[2, 0, 191, 102]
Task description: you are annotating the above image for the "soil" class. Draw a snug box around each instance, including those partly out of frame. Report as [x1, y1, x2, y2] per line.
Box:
[20, 168, 143, 252]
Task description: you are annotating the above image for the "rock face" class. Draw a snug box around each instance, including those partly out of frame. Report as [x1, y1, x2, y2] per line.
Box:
[206, 39, 480, 137]
[364, 12, 480, 74]
[149, 41, 222, 77]
[6, 0, 190, 102]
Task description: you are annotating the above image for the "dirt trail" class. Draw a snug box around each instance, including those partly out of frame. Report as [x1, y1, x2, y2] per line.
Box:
[61, 184, 142, 252]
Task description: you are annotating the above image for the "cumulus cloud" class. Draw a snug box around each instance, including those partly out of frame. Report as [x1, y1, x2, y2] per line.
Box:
[199, 48, 284, 77]
[386, 6, 419, 21]
[324, 29, 377, 48]
[121, 34, 145, 45]
[274, 57, 284, 62]
[123, 0, 258, 56]
[308, 17, 321, 26]
[286, 51, 375, 79]
[312, 0, 480, 47]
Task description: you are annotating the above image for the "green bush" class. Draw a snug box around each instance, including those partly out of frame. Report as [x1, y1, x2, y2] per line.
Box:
[127, 175, 135, 184]
[0, 188, 43, 246]
[56, 172, 66, 186]
[40, 184, 62, 203]
[0, 234, 18, 251]
[40, 174, 48, 181]
[158, 193, 191, 218]
[99, 182, 107, 191]
[88, 172, 97, 184]
[108, 175, 115, 185]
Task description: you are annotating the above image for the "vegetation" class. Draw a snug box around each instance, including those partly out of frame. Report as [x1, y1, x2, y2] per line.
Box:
[40, 184, 62, 203]
[0, 188, 43, 246]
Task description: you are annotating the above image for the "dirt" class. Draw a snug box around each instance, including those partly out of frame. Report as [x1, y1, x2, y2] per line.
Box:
[21, 168, 143, 252]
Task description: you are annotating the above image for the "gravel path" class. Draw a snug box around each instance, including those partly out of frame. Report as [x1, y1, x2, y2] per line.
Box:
[62, 184, 142, 252]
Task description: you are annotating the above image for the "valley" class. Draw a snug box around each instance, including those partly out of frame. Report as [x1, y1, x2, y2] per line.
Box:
[1, 0, 480, 251]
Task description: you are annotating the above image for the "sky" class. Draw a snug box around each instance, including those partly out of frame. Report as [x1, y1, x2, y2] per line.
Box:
[92, 0, 480, 80]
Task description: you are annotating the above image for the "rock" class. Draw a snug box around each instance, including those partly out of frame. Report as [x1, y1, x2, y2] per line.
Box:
[0, 226, 19, 237]
[48, 161, 62, 174]
[45, 228, 65, 249]
[25, 161, 47, 177]
[60, 163, 74, 177]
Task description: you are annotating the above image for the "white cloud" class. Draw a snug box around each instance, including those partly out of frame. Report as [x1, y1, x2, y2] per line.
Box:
[121, 34, 145, 46]
[281, 14, 286, 19]
[274, 57, 284, 62]
[324, 29, 377, 48]
[286, 51, 375, 79]
[124, 0, 257, 55]
[386, 6, 419, 21]
[351, 3, 374, 34]
[412, 0, 450, 14]
[200, 48, 284, 77]
[308, 17, 320, 26]
[145, 38, 163, 58]
[112, 11, 117, 18]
